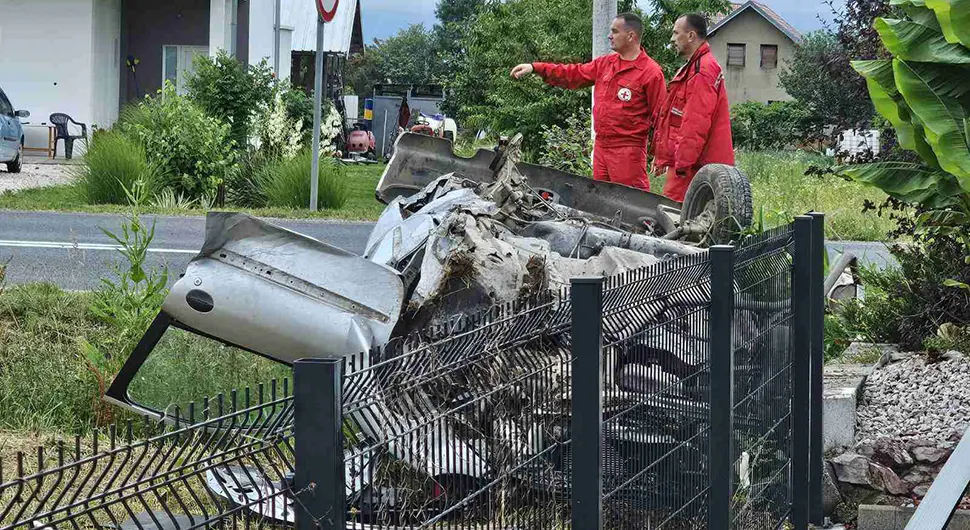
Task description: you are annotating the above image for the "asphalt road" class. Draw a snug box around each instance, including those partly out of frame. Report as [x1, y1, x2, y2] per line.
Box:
[0, 210, 895, 291]
[0, 211, 375, 291]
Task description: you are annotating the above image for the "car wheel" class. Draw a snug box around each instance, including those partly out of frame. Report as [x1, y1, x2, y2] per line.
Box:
[680, 164, 752, 245]
[6, 140, 23, 173]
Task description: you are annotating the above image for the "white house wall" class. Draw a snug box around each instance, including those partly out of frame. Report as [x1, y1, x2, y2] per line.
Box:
[247, 0, 276, 68]
[92, 0, 122, 129]
[0, 0, 96, 152]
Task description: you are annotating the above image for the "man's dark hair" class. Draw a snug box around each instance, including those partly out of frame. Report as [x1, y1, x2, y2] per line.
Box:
[617, 12, 644, 38]
[681, 13, 709, 39]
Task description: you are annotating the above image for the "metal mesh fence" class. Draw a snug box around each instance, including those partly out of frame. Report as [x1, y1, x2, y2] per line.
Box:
[599, 254, 713, 530]
[0, 382, 294, 530]
[339, 292, 574, 529]
[731, 225, 795, 530]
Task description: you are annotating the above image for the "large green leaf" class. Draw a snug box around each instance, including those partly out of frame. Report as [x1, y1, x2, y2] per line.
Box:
[852, 60, 940, 166]
[875, 18, 970, 64]
[893, 59, 970, 188]
[836, 162, 966, 208]
[924, 0, 970, 48]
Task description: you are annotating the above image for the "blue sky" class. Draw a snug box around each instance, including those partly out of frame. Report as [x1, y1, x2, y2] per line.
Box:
[358, 0, 841, 42]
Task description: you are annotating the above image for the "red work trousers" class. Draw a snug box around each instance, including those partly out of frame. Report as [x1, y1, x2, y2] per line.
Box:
[592, 143, 649, 191]
[663, 166, 696, 203]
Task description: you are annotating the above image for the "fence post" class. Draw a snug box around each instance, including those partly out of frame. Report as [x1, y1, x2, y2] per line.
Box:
[809, 212, 826, 524]
[792, 216, 813, 530]
[294, 358, 344, 530]
[571, 276, 604, 530]
[709, 245, 736, 530]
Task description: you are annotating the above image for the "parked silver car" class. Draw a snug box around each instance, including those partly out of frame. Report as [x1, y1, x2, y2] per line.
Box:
[0, 87, 29, 173]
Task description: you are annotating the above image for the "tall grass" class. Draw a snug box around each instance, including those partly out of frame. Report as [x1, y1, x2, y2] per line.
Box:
[260, 149, 349, 209]
[737, 150, 896, 241]
[74, 131, 160, 204]
[0, 283, 291, 435]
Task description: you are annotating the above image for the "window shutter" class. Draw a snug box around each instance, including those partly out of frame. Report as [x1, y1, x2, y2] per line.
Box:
[727, 44, 746, 67]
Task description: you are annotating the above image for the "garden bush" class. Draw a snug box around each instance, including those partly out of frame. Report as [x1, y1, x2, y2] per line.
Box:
[730, 100, 824, 150]
[75, 130, 161, 204]
[118, 83, 236, 202]
[259, 149, 349, 209]
[537, 108, 592, 176]
[186, 51, 275, 148]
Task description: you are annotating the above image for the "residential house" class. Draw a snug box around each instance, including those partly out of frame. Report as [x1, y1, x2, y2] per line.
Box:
[707, 1, 802, 105]
[0, 0, 359, 156]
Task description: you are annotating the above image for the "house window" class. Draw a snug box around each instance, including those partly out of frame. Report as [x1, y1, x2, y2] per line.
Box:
[761, 44, 779, 69]
[727, 43, 746, 67]
[161, 45, 209, 95]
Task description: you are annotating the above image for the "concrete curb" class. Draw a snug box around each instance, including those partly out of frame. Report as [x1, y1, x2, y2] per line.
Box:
[858, 504, 970, 530]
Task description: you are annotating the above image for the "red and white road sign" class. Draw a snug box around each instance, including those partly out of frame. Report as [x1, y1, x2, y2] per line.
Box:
[316, 0, 338, 22]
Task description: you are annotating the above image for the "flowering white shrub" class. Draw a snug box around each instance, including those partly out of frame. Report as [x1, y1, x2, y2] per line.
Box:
[319, 104, 343, 157]
[252, 90, 304, 160]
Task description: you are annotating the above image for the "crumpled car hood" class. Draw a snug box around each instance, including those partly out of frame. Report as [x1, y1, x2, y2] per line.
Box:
[164, 212, 405, 363]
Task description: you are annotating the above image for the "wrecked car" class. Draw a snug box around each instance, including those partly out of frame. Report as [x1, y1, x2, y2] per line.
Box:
[103, 132, 756, 521]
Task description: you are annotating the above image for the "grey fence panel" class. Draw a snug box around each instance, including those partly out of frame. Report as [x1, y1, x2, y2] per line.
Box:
[0, 382, 295, 530]
[731, 223, 797, 530]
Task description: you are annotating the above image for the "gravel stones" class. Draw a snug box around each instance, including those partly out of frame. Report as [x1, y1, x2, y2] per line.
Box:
[856, 354, 970, 446]
[0, 162, 76, 192]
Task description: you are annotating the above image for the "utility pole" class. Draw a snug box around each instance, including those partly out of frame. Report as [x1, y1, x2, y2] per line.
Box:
[592, 0, 616, 59]
[274, 0, 282, 76]
[310, 16, 325, 211]
[591, 0, 616, 163]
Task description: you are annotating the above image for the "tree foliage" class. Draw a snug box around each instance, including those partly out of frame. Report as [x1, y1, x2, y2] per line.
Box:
[779, 31, 875, 135]
[185, 51, 275, 148]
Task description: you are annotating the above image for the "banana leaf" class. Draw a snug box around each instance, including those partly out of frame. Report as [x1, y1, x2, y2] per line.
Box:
[893, 59, 970, 187]
[835, 162, 966, 208]
[924, 0, 970, 48]
[875, 18, 970, 64]
[852, 60, 940, 166]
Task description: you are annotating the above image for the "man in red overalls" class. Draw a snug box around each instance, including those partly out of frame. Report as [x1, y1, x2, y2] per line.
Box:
[510, 13, 666, 191]
[653, 14, 735, 202]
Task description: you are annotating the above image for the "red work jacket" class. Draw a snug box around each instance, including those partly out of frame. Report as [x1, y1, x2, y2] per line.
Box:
[533, 49, 667, 149]
[653, 42, 735, 172]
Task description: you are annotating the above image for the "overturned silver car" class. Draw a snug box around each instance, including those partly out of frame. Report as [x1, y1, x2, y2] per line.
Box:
[104, 132, 754, 518]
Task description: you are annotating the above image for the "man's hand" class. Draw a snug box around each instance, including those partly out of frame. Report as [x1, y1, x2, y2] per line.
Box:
[511, 63, 535, 79]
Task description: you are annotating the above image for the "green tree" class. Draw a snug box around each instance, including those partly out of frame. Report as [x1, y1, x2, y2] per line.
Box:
[373, 25, 438, 85]
[186, 51, 275, 148]
[779, 31, 875, 137]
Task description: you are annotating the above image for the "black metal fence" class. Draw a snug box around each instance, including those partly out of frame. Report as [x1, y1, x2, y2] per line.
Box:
[0, 216, 825, 530]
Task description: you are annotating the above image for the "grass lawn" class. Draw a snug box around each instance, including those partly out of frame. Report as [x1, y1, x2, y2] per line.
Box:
[0, 282, 289, 435]
[0, 150, 896, 241]
[736, 150, 895, 242]
[0, 163, 387, 221]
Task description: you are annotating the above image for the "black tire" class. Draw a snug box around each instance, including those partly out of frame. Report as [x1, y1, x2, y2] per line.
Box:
[6, 140, 23, 173]
[681, 164, 752, 245]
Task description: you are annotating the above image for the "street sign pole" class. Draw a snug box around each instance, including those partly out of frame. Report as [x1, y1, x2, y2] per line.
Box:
[310, 15, 324, 211]
[310, 0, 338, 211]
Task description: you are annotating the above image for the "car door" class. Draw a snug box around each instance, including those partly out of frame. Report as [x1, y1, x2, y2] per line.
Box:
[0, 89, 15, 160]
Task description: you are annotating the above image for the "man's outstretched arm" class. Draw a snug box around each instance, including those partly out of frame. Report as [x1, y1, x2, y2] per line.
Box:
[511, 59, 599, 90]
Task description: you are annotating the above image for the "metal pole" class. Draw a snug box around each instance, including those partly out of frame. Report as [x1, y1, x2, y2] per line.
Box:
[791, 215, 814, 530]
[310, 16, 324, 211]
[709, 244, 735, 530]
[571, 276, 604, 530]
[274, 0, 282, 76]
[590, 0, 616, 166]
[294, 358, 344, 530]
[809, 212, 826, 524]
